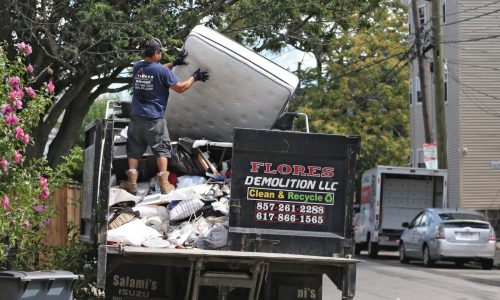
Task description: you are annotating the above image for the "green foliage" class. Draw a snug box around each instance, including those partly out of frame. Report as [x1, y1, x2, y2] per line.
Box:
[0, 42, 55, 268]
[1, 0, 383, 166]
[293, 0, 410, 191]
[0, 41, 83, 270]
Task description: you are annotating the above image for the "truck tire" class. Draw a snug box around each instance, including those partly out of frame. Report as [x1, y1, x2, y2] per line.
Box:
[354, 244, 361, 255]
[367, 240, 379, 258]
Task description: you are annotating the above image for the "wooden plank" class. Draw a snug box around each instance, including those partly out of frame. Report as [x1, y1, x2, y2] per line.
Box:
[45, 183, 82, 247]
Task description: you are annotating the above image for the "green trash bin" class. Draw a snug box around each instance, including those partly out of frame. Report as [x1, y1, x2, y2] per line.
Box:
[0, 270, 83, 300]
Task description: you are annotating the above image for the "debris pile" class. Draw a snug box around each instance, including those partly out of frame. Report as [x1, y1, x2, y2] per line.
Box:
[106, 132, 232, 250]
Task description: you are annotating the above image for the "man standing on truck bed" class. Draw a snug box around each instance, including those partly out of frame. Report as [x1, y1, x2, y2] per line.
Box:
[120, 38, 209, 195]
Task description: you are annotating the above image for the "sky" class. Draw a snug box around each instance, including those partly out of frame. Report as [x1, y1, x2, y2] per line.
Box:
[265, 46, 317, 72]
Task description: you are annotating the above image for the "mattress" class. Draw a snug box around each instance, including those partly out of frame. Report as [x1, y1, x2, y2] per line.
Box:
[167, 25, 299, 142]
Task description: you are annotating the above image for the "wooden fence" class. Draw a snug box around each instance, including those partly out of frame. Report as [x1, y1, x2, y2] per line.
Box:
[45, 182, 82, 247]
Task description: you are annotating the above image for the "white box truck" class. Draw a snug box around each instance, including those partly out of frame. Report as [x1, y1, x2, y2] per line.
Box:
[354, 166, 447, 257]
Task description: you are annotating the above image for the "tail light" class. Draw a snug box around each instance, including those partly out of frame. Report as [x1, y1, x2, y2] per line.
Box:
[436, 224, 445, 239]
[489, 227, 496, 242]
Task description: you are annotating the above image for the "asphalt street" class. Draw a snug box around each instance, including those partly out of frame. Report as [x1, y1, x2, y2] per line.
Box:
[322, 246, 500, 300]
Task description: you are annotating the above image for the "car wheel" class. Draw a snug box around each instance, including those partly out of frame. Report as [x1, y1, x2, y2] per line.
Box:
[399, 243, 409, 264]
[422, 245, 434, 267]
[368, 240, 379, 258]
[481, 259, 494, 270]
[454, 260, 465, 268]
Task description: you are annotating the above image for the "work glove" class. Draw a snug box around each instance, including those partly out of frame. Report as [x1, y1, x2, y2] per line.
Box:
[192, 68, 210, 82]
[173, 49, 188, 66]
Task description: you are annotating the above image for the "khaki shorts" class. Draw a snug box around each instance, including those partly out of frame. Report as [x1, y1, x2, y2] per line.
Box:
[127, 115, 172, 159]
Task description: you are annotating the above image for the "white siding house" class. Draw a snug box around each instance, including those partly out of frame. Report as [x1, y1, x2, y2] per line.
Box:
[407, 0, 500, 228]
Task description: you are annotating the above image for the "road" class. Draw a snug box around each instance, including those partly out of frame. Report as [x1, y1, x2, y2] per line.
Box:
[323, 251, 500, 300]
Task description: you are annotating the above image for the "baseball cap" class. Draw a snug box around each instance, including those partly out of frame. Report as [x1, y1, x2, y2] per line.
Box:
[144, 38, 166, 52]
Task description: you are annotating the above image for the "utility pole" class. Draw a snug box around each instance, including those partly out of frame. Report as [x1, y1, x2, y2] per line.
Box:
[411, 0, 433, 144]
[432, 0, 448, 169]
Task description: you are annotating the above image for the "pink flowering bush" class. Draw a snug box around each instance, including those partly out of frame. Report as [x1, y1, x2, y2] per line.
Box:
[0, 42, 76, 269]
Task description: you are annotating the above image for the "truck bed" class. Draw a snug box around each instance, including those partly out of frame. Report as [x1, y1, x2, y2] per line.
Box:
[107, 246, 360, 266]
[103, 246, 359, 299]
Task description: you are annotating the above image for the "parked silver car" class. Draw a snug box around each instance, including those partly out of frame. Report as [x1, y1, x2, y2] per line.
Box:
[399, 208, 496, 269]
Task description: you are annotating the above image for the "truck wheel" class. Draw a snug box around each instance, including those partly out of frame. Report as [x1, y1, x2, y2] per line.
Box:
[367, 240, 379, 258]
[422, 245, 434, 267]
[481, 259, 494, 270]
[399, 243, 409, 264]
[354, 244, 361, 255]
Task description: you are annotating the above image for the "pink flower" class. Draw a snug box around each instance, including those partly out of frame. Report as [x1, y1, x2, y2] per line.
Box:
[1, 104, 14, 114]
[13, 99, 23, 110]
[1, 196, 8, 209]
[34, 205, 45, 213]
[5, 113, 20, 125]
[47, 80, 55, 94]
[27, 64, 33, 73]
[38, 177, 48, 187]
[23, 134, 30, 145]
[39, 187, 50, 201]
[23, 220, 30, 229]
[25, 87, 36, 99]
[15, 127, 25, 140]
[8, 90, 24, 102]
[16, 42, 26, 52]
[13, 150, 22, 164]
[25, 45, 32, 56]
[1, 159, 7, 171]
[9, 76, 20, 89]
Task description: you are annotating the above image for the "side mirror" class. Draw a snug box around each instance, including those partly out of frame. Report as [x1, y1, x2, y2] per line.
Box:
[402, 222, 409, 228]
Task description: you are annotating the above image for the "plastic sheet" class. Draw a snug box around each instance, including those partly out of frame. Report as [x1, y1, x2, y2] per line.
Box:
[107, 219, 162, 246]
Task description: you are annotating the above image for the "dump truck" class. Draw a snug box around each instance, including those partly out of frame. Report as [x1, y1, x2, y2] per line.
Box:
[81, 25, 361, 300]
[354, 166, 448, 257]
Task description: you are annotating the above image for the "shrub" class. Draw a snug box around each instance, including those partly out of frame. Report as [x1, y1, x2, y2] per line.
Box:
[0, 41, 80, 270]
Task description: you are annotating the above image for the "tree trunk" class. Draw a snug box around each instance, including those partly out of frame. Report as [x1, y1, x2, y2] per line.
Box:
[46, 81, 98, 167]
[27, 74, 91, 159]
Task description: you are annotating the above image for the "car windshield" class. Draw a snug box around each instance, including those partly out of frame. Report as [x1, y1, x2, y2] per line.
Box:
[438, 213, 485, 221]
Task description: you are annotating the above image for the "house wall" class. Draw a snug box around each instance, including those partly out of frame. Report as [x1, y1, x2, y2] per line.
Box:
[443, 0, 461, 209]
[409, 0, 500, 210]
[459, 0, 500, 210]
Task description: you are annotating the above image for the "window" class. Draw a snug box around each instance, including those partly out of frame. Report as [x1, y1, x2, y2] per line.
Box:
[439, 213, 486, 222]
[416, 77, 422, 103]
[409, 79, 413, 105]
[420, 212, 431, 227]
[444, 61, 448, 102]
[410, 212, 425, 228]
[443, 0, 447, 24]
[418, 5, 426, 27]
[417, 148, 425, 168]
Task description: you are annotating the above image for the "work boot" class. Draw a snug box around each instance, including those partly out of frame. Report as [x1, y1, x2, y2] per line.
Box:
[119, 169, 138, 195]
[158, 172, 175, 194]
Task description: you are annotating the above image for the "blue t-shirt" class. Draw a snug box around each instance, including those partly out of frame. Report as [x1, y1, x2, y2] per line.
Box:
[131, 61, 179, 118]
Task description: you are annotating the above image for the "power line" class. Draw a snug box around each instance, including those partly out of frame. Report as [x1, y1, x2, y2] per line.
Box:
[442, 33, 500, 44]
[331, 50, 410, 80]
[416, 0, 500, 28]
[448, 72, 500, 106]
[441, 5, 500, 27]
[457, 77, 500, 118]
[446, 59, 500, 72]
[443, 42, 500, 57]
